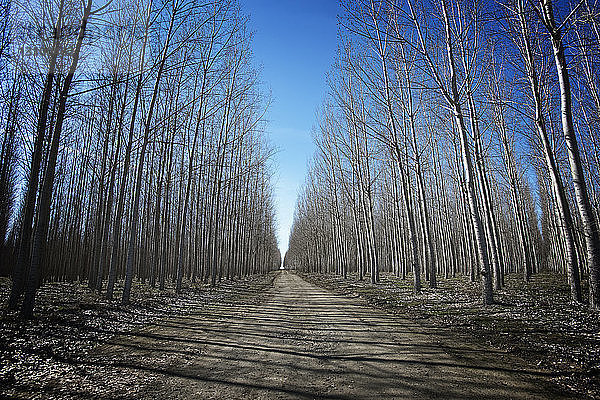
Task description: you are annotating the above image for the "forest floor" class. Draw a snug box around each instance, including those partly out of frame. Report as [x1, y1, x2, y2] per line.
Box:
[0, 270, 587, 399]
[0, 273, 277, 399]
[299, 271, 600, 399]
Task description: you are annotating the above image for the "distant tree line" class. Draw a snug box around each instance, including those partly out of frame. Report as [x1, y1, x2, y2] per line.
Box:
[0, 0, 280, 318]
[285, 0, 600, 309]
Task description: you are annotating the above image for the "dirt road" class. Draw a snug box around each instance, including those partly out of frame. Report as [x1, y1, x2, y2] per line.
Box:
[91, 271, 574, 399]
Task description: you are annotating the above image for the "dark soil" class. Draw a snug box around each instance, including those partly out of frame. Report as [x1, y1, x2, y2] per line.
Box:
[1, 270, 595, 399]
[0, 273, 277, 399]
[298, 271, 600, 399]
[3, 271, 581, 399]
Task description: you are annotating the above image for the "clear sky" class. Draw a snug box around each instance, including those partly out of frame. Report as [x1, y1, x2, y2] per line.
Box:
[240, 0, 340, 256]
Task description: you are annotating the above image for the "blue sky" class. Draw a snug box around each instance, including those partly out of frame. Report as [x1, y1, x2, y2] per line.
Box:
[240, 0, 340, 255]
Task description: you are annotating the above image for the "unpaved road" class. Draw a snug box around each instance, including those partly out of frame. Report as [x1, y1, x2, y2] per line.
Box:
[91, 271, 575, 399]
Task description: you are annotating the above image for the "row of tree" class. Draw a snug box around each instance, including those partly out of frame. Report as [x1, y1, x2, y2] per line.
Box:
[285, 0, 600, 309]
[0, 0, 281, 318]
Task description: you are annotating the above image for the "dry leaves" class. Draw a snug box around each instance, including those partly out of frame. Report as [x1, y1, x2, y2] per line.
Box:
[300, 272, 600, 399]
[0, 273, 277, 399]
